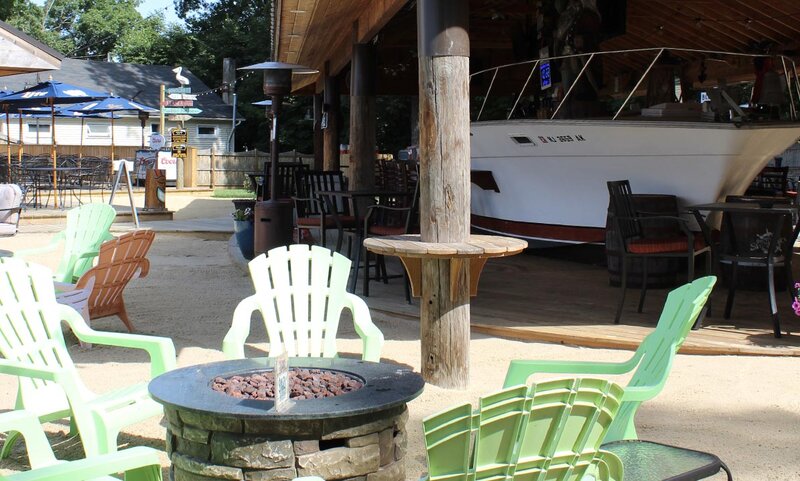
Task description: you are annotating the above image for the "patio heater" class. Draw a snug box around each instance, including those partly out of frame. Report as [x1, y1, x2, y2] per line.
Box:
[241, 61, 317, 253]
[138, 110, 150, 149]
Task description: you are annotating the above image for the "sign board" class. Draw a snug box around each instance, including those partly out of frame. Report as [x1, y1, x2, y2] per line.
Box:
[149, 133, 165, 151]
[163, 107, 202, 115]
[163, 99, 194, 107]
[157, 150, 178, 181]
[168, 114, 193, 122]
[171, 129, 188, 144]
[166, 87, 191, 94]
[171, 144, 187, 158]
[168, 93, 198, 101]
[540, 61, 551, 90]
[273, 352, 291, 412]
[135, 149, 157, 183]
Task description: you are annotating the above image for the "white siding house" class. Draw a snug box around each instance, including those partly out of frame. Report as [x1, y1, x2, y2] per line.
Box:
[1, 58, 234, 152]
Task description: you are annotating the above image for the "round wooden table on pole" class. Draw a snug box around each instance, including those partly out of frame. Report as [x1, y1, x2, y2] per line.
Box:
[364, 234, 527, 388]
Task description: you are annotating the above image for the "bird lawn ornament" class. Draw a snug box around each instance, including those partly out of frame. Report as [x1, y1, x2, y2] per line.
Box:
[172, 67, 190, 86]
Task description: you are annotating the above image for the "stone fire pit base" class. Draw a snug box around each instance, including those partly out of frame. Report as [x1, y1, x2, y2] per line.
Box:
[165, 405, 408, 481]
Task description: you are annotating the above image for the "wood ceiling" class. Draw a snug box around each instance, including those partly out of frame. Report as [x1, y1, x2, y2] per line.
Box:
[275, 0, 800, 95]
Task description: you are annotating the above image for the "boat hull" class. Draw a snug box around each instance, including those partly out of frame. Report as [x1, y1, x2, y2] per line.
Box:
[470, 119, 800, 247]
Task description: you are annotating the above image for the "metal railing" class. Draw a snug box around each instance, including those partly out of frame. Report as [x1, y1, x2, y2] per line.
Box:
[470, 47, 800, 123]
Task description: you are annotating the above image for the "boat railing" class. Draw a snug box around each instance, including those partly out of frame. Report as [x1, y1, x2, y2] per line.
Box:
[471, 47, 800, 123]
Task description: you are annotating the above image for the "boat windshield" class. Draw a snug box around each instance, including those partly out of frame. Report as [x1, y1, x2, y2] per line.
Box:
[470, 47, 800, 123]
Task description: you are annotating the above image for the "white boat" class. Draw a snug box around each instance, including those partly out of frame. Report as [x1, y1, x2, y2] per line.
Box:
[469, 48, 800, 247]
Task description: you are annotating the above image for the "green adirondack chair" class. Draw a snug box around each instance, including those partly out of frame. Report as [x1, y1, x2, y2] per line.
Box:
[0, 257, 176, 458]
[504, 276, 716, 442]
[223, 244, 384, 362]
[423, 377, 625, 481]
[0, 409, 162, 481]
[15, 203, 116, 283]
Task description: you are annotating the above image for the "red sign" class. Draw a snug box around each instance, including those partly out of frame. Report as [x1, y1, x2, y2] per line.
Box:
[162, 99, 194, 107]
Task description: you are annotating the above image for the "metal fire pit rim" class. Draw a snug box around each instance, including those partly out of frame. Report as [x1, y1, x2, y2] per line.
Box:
[148, 357, 425, 421]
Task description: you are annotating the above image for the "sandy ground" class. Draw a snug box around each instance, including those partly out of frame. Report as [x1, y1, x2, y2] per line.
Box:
[1, 192, 799, 480]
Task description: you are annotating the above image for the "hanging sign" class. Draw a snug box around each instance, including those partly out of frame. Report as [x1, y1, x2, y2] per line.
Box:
[166, 87, 191, 94]
[163, 107, 202, 115]
[171, 129, 188, 144]
[149, 133, 165, 151]
[171, 144, 187, 158]
[540, 61, 552, 90]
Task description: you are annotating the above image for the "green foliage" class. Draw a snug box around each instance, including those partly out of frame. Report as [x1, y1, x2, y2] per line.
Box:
[213, 188, 254, 199]
[2, 0, 414, 156]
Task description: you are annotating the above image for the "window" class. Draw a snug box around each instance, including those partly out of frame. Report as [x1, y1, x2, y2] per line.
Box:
[197, 125, 216, 137]
[27, 123, 50, 134]
[151, 123, 160, 133]
[510, 135, 533, 144]
[87, 122, 111, 138]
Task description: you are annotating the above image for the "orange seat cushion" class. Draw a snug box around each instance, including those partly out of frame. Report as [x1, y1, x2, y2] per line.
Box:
[628, 235, 707, 254]
[369, 225, 406, 236]
[296, 216, 338, 228]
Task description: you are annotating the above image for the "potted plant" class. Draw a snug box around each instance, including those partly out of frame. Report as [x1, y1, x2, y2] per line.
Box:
[232, 206, 255, 259]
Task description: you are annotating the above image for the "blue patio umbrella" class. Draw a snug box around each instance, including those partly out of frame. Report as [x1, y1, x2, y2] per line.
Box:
[0, 81, 108, 206]
[65, 96, 158, 160]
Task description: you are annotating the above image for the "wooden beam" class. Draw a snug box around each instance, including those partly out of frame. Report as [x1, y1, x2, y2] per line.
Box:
[283, 0, 408, 92]
[349, 36, 377, 190]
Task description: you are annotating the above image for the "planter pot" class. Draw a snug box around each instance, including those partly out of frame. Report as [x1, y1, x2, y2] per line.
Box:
[233, 220, 255, 260]
[231, 198, 256, 212]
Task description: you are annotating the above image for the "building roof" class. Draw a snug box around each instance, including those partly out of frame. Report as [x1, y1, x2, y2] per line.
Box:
[0, 58, 232, 120]
[0, 20, 63, 77]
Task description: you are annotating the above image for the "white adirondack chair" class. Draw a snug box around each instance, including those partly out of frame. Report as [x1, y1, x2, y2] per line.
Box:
[0, 257, 176, 458]
[223, 244, 384, 362]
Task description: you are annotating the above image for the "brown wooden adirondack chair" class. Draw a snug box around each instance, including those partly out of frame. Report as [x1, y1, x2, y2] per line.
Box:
[59, 230, 155, 332]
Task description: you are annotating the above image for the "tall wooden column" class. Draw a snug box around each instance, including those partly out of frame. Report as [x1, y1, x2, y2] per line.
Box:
[417, 0, 471, 389]
[313, 92, 324, 170]
[323, 62, 341, 171]
[349, 41, 376, 190]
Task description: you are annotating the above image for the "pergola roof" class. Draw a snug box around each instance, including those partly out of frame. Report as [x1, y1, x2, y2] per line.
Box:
[0, 20, 63, 77]
[275, 0, 800, 94]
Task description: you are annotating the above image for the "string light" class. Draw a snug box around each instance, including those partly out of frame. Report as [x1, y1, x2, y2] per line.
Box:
[192, 70, 257, 97]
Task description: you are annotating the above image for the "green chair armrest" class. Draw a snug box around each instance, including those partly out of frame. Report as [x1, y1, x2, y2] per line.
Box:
[503, 356, 640, 388]
[343, 293, 384, 362]
[14, 233, 65, 258]
[7, 446, 162, 481]
[223, 295, 261, 359]
[76, 249, 100, 260]
[595, 449, 624, 481]
[59, 305, 176, 377]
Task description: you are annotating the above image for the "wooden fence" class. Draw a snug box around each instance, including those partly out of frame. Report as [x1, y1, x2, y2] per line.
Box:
[194, 150, 314, 188]
[4, 143, 315, 189]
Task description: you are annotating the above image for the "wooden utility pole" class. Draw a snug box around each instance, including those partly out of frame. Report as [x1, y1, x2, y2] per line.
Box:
[417, 0, 471, 389]
[348, 33, 376, 190]
[322, 62, 341, 171]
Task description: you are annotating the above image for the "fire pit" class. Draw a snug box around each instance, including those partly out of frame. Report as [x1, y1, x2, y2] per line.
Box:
[148, 357, 425, 481]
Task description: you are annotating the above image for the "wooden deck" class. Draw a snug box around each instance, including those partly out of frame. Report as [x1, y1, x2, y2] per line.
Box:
[360, 245, 800, 357]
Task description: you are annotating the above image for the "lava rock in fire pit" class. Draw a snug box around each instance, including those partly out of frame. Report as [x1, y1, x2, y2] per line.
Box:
[211, 368, 363, 400]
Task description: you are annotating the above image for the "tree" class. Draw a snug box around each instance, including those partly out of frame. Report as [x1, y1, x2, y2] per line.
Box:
[175, 0, 278, 151]
[4, 0, 173, 63]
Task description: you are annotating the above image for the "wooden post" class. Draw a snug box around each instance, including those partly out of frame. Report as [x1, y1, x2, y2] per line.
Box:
[313, 92, 324, 170]
[349, 34, 377, 190]
[418, 0, 471, 389]
[323, 62, 341, 171]
[210, 148, 216, 189]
